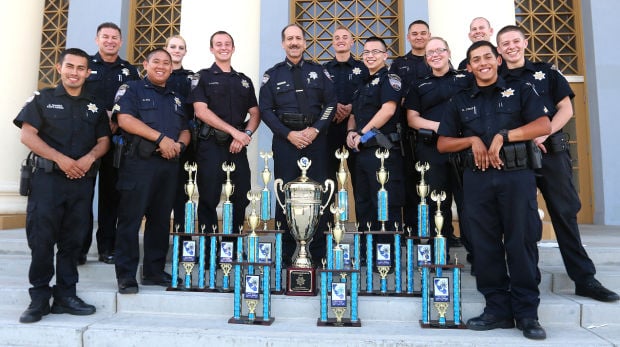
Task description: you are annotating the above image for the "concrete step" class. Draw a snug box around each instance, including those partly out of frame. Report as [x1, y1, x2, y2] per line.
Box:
[0, 307, 613, 347]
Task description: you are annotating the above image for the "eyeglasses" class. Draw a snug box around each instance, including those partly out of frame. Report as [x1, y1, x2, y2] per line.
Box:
[425, 48, 448, 56]
[361, 49, 386, 56]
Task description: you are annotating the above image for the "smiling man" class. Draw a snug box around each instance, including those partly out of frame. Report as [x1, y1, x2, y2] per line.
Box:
[188, 31, 260, 248]
[437, 40, 551, 340]
[259, 24, 337, 267]
[14, 48, 110, 323]
[112, 48, 191, 294]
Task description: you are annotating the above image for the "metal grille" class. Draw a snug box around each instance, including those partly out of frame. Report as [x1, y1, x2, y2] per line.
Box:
[293, 0, 402, 63]
[129, 0, 182, 65]
[38, 0, 69, 89]
[515, 0, 581, 75]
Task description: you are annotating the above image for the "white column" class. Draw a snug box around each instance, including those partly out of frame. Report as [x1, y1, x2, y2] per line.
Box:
[180, 0, 262, 190]
[0, 1, 45, 219]
[427, 0, 515, 66]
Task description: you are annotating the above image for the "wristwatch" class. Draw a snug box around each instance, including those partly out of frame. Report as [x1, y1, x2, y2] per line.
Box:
[499, 129, 509, 143]
[244, 129, 253, 137]
[178, 142, 186, 153]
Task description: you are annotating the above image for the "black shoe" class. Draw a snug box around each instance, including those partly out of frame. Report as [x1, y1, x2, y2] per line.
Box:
[466, 312, 515, 331]
[118, 278, 139, 294]
[448, 234, 463, 248]
[516, 318, 546, 340]
[575, 279, 620, 302]
[77, 254, 87, 265]
[98, 252, 115, 264]
[19, 301, 50, 323]
[51, 296, 96, 316]
[142, 272, 177, 287]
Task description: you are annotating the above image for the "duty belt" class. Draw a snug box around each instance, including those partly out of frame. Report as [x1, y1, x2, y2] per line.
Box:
[33, 155, 99, 178]
[279, 112, 318, 131]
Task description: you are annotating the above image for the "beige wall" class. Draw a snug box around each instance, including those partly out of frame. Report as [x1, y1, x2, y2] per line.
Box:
[0, 1, 45, 216]
[428, 0, 515, 67]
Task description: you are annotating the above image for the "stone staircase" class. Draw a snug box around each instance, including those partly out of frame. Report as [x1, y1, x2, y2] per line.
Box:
[0, 225, 619, 346]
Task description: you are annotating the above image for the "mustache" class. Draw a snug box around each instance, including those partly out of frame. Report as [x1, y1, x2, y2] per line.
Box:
[288, 44, 302, 49]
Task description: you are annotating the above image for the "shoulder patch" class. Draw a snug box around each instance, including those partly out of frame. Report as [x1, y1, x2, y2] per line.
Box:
[388, 73, 401, 91]
[322, 68, 332, 81]
[262, 73, 270, 86]
[24, 91, 40, 104]
[189, 73, 200, 90]
[114, 84, 129, 103]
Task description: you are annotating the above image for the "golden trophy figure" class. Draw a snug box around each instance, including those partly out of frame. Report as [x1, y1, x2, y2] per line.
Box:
[274, 157, 335, 295]
[222, 162, 236, 234]
[259, 151, 273, 230]
[431, 190, 447, 277]
[335, 146, 350, 222]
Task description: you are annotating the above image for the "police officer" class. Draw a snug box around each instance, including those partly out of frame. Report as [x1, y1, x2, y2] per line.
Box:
[497, 25, 619, 302]
[457, 17, 495, 70]
[259, 24, 337, 265]
[323, 26, 368, 186]
[437, 41, 551, 340]
[346, 36, 403, 257]
[388, 20, 434, 239]
[188, 31, 260, 239]
[14, 48, 109, 323]
[405, 37, 473, 260]
[81, 22, 140, 265]
[113, 48, 191, 294]
[164, 35, 199, 232]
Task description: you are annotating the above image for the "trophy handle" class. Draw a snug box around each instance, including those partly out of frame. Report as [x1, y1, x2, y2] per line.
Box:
[273, 178, 286, 213]
[319, 179, 336, 215]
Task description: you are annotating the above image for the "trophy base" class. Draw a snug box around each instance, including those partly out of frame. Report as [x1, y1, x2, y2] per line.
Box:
[359, 290, 421, 297]
[316, 318, 362, 327]
[419, 320, 467, 329]
[286, 267, 316, 296]
[228, 316, 275, 326]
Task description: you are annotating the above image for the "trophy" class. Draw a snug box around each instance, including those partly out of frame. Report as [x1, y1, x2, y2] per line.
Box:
[259, 151, 273, 230]
[335, 147, 349, 221]
[420, 259, 465, 329]
[274, 157, 335, 295]
[222, 162, 236, 234]
[246, 191, 261, 275]
[416, 162, 430, 237]
[169, 162, 198, 290]
[431, 190, 447, 277]
[317, 259, 361, 327]
[375, 149, 390, 231]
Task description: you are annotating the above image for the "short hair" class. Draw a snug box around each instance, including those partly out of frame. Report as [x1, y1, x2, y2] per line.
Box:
[59, 48, 90, 64]
[496, 24, 527, 45]
[96, 22, 122, 37]
[209, 31, 235, 48]
[334, 25, 351, 34]
[144, 48, 172, 62]
[165, 35, 187, 49]
[281, 23, 305, 42]
[365, 36, 387, 50]
[470, 17, 491, 29]
[408, 20, 429, 32]
[466, 40, 498, 63]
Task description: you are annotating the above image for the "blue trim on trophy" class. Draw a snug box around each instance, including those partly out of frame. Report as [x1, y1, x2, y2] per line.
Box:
[394, 234, 401, 293]
[422, 267, 429, 324]
[263, 265, 270, 319]
[184, 201, 194, 234]
[418, 204, 428, 237]
[338, 190, 348, 221]
[327, 234, 333, 288]
[366, 234, 373, 292]
[261, 189, 270, 221]
[233, 264, 241, 319]
[223, 202, 233, 234]
[320, 271, 328, 321]
[275, 233, 282, 291]
[407, 238, 414, 293]
[209, 236, 217, 289]
[198, 235, 205, 288]
[377, 190, 388, 222]
[171, 235, 179, 289]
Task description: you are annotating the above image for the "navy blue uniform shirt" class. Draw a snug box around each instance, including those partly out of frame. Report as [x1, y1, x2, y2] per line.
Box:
[352, 67, 402, 134]
[167, 67, 198, 98]
[188, 63, 258, 128]
[500, 59, 574, 119]
[259, 58, 337, 139]
[14, 85, 110, 158]
[85, 53, 140, 111]
[405, 69, 473, 122]
[113, 78, 189, 141]
[323, 56, 369, 104]
[389, 51, 431, 94]
[438, 76, 549, 147]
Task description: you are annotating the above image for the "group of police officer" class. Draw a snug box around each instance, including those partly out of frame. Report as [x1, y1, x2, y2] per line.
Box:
[15, 19, 618, 342]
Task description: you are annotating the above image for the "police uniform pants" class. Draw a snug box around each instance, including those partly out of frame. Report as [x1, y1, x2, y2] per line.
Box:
[272, 135, 330, 264]
[536, 149, 595, 284]
[354, 146, 404, 256]
[196, 139, 250, 238]
[26, 170, 94, 301]
[115, 156, 178, 280]
[464, 168, 541, 320]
